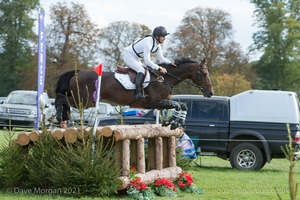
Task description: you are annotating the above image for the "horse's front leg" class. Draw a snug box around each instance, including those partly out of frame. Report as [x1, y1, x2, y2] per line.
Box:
[151, 100, 187, 129]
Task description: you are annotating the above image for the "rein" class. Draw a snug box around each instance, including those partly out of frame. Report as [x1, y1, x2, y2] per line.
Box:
[164, 63, 211, 90]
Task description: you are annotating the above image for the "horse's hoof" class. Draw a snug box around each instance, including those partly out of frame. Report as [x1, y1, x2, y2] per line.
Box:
[48, 116, 58, 123]
[162, 120, 170, 126]
[170, 123, 180, 130]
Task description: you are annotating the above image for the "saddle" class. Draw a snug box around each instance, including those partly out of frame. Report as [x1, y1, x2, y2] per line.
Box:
[115, 66, 148, 84]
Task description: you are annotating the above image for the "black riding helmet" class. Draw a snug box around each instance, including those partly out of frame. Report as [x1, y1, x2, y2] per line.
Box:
[152, 26, 169, 37]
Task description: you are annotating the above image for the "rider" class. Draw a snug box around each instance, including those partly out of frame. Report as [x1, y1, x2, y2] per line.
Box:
[123, 26, 176, 100]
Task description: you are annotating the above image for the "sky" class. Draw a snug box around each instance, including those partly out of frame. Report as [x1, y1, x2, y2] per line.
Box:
[39, 0, 259, 60]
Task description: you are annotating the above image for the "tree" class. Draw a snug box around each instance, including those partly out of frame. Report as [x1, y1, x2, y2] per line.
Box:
[168, 6, 253, 95]
[250, 0, 300, 92]
[211, 73, 252, 96]
[0, 0, 39, 96]
[98, 21, 151, 72]
[168, 6, 233, 69]
[46, 2, 101, 69]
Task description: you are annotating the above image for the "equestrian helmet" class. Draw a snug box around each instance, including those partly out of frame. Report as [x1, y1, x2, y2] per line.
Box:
[152, 26, 169, 37]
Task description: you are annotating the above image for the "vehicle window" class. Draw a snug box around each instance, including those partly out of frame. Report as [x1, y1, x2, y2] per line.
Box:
[7, 93, 36, 105]
[191, 101, 219, 120]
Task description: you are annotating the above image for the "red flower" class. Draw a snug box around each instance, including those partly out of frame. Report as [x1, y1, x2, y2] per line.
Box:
[130, 167, 137, 172]
[129, 177, 148, 191]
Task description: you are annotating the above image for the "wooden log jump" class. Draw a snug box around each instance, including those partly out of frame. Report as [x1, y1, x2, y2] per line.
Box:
[15, 124, 184, 190]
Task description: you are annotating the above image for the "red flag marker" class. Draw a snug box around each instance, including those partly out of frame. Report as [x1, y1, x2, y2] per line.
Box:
[94, 64, 103, 76]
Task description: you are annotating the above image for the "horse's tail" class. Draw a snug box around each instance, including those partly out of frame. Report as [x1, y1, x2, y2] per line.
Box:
[56, 70, 79, 96]
[55, 70, 79, 122]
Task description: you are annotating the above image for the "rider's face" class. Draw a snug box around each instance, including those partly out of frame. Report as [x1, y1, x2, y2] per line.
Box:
[158, 35, 166, 44]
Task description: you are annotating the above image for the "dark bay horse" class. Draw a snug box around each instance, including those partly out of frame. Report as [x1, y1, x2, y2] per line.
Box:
[55, 57, 214, 127]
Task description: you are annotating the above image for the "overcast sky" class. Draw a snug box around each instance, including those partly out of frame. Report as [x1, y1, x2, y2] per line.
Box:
[39, 0, 259, 59]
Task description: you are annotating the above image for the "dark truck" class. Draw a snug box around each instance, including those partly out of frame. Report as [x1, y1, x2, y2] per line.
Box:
[99, 90, 300, 170]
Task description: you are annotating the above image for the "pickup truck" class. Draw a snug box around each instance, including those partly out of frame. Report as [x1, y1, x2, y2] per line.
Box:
[98, 90, 300, 170]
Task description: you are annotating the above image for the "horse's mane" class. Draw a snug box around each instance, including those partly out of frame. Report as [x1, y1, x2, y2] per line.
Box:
[159, 57, 198, 67]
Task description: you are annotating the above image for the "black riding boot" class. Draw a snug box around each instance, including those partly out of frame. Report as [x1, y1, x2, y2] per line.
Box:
[134, 72, 146, 100]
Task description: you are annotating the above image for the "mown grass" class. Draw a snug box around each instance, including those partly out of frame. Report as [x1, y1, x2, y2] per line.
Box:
[0, 130, 299, 200]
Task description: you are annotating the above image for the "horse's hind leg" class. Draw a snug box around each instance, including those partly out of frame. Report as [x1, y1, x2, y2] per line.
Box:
[55, 94, 71, 122]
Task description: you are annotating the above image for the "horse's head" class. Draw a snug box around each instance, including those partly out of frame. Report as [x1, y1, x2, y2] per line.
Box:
[170, 58, 213, 97]
[194, 58, 214, 98]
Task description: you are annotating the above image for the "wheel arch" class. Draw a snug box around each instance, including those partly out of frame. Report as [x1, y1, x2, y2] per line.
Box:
[228, 130, 271, 162]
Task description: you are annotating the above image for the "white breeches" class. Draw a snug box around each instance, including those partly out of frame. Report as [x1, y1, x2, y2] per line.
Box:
[123, 52, 145, 74]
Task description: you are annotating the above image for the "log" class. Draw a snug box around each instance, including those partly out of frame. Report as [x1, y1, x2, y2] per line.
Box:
[118, 166, 182, 190]
[29, 130, 40, 142]
[95, 127, 104, 140]
[64, 128, 77, 143]
[16, 132, 30, 146]
[77, 127, 91, 141]
[137, 138, 145, 174]
[52, 129, 64, 140]
[100, 125, 129, 137]
[122, 139, 130, 176]
[168, 136, 176, 167]
[113, 124, 183, 141]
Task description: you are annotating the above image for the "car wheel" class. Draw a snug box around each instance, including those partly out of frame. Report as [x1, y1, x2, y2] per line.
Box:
[230, 143, 263, 170]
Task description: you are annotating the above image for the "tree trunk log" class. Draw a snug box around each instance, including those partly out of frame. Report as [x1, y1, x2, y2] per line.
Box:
[29, 130, 40, 142]
[118, 166, 182, 190]
[137, 138, 145, 174]
[114, 125, 183, 141]
[64, 128, 77, 143]
[16, 132, 30, 146]
[168, 136, 176, 167]
[122, 139, 130, 176]
[52, 129, 64, 140]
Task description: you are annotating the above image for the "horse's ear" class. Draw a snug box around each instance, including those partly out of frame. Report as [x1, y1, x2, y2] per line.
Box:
[201, 58, 206, 65]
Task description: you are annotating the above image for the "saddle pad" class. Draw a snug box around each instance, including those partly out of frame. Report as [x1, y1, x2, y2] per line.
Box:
[114, 72, 150, 90]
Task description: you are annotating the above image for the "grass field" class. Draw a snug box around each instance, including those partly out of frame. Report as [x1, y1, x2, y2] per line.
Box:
[0, 130, 299, 200]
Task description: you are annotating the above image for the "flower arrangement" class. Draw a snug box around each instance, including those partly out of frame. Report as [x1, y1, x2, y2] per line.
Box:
[130, 167, 137, 179]
[127, 177, 155, 200]
[176, 171, 203, 194]
[152, 177, 177, 197]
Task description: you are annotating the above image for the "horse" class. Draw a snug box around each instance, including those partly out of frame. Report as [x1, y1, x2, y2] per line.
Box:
[54, 57, 214, 128]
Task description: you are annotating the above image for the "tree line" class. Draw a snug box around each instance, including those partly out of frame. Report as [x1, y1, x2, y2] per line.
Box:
[1, 1, 300, 98]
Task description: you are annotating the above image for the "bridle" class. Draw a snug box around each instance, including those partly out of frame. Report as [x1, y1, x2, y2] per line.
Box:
[163, 62, 213, 91]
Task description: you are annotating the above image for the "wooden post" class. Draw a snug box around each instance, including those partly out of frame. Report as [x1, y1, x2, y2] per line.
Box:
[155, 137, 163, 170]
[122, 139, 130, 176]
[168, 136, 176, 167]
[137, 138, 145, 174]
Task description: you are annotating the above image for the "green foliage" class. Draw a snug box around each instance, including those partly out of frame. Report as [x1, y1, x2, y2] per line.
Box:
[250, 0, 300, 92]
[176, 148, 194, 170]
[0, 130, 120, 197]
[0, 132, 28, 189]
[25, 133, 60, 188]
[279, 124, 298, 200]
[0, 0, 39, 95]
[45, 135, 120, 197]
